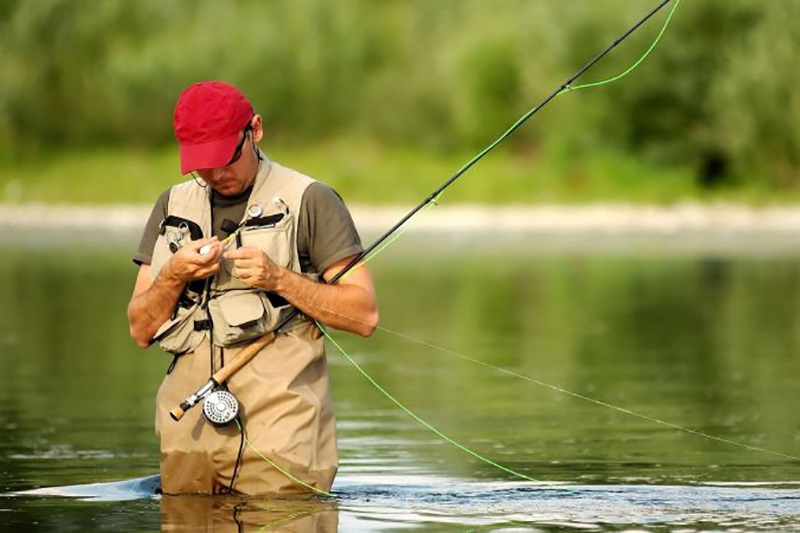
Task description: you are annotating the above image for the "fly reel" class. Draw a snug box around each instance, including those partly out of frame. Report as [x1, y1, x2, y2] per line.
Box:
[202, 389, 239, 426]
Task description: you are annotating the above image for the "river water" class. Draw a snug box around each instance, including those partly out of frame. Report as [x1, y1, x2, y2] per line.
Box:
[1, 227, 799, 532]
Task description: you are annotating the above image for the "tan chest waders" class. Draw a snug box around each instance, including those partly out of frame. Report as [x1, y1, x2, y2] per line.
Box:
[150, 158, 338, 495]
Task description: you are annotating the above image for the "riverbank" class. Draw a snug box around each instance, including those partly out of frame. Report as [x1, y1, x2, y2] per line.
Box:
[2, 202, 800, 235]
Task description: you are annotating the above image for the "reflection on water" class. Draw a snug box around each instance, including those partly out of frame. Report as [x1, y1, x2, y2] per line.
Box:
[161, 495, 338, 532]
[1, 228, 800, 531]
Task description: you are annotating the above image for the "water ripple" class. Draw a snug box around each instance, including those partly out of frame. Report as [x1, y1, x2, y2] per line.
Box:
[12, 474, 800, 531]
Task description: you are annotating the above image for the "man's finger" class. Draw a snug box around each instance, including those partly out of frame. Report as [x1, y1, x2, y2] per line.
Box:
[232, 265, 250, 276]
[188, 236, 219, 251]
[224, 246, 260, 259]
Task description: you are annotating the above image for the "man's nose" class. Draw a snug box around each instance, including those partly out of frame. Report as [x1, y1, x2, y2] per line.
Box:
[210, 167, 227, 181]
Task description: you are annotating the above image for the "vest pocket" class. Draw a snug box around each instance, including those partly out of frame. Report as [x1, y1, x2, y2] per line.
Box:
[153, 303, 207, 355]
[208, 201, 295, 293]
[238, 219, 293, 269]
[208, 291, 273, 347]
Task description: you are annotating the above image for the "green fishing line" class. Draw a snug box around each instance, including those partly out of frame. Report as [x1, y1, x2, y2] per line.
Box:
[236, 418, 333, 497]
[239, 0, 686, 490]
[369, 322, 800, 464]
[360, 0, 681, 267]
[560, 0, 681, 95]
[319, 323, 576, 489]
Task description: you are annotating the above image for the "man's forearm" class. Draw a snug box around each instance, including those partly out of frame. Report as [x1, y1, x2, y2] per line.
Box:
[273, 268, 378, 337]
[128, 271, 186, 347]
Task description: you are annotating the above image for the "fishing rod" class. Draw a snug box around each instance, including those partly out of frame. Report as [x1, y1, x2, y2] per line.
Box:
[171, 0, 677, 424]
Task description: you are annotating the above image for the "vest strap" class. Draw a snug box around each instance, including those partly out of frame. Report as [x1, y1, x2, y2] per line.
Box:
[194, 319, 213, 331]
[178, 294, 196, 309]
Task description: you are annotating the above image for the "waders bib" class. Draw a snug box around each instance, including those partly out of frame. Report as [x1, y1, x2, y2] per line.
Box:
[151, 158, 338, 495]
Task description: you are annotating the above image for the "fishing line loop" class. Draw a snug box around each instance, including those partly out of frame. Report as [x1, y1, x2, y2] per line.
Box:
[355, 0, 681, 268]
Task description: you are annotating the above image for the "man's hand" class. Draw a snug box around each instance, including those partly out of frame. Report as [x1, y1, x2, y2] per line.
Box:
[164, 237, 224, 283]
[219, 250, 378, 337]
[224, 246, 282, 290]
[127, 237, 224, 347]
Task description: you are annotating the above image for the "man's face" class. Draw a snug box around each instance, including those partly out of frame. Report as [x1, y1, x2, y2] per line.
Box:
[195, 116, 263, 196]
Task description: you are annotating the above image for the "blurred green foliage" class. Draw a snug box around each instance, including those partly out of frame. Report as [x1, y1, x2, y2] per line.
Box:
[0, 0, 798, 191]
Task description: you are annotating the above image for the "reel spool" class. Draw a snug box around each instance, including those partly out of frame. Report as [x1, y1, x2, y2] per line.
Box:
[202, 389, 239, 426]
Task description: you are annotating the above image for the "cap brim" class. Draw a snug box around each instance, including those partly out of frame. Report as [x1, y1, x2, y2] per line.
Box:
[179, 131, 240, 175]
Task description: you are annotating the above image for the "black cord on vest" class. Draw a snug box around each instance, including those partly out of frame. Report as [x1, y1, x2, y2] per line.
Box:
[223, 148, 262, 494]
[190, 171, 208, 189]
[209, 341, 215, 381]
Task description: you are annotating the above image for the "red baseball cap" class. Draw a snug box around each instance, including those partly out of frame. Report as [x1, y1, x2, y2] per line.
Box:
[173, 81, 254, 174]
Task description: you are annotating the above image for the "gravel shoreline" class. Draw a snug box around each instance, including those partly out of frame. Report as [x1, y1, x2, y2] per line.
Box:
[2, 202, 800, 234]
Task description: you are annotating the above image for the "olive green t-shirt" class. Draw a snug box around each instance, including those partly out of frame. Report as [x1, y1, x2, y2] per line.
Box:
[133, 180, 363, 275]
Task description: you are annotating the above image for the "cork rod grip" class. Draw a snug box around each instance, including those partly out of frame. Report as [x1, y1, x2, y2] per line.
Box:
[213, 332, 276, 384]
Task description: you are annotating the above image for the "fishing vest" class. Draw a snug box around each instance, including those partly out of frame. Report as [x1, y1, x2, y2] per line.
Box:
[149, 156, 315, 354]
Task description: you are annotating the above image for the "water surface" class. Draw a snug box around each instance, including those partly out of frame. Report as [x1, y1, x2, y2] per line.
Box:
[1, 228, 799, 531]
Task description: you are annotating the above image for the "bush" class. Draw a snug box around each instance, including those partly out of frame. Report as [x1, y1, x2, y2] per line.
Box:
[0, 0, 797, 190]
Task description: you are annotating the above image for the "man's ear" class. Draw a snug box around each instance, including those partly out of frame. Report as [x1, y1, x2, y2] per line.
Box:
[252, 114, 264, 143]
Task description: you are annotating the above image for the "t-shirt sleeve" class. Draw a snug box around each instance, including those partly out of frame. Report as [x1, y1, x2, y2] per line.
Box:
[133, 188, 171, 266]
[297, 182, 363, 275]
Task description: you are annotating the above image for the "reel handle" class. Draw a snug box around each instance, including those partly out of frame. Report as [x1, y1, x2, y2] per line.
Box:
[169, 332, 276, 422]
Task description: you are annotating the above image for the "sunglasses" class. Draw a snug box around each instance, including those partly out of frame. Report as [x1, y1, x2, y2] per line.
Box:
[226, 119, 254, 166]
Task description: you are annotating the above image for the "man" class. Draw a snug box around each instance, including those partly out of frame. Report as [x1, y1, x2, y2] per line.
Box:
[127, 81, 378, 495]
